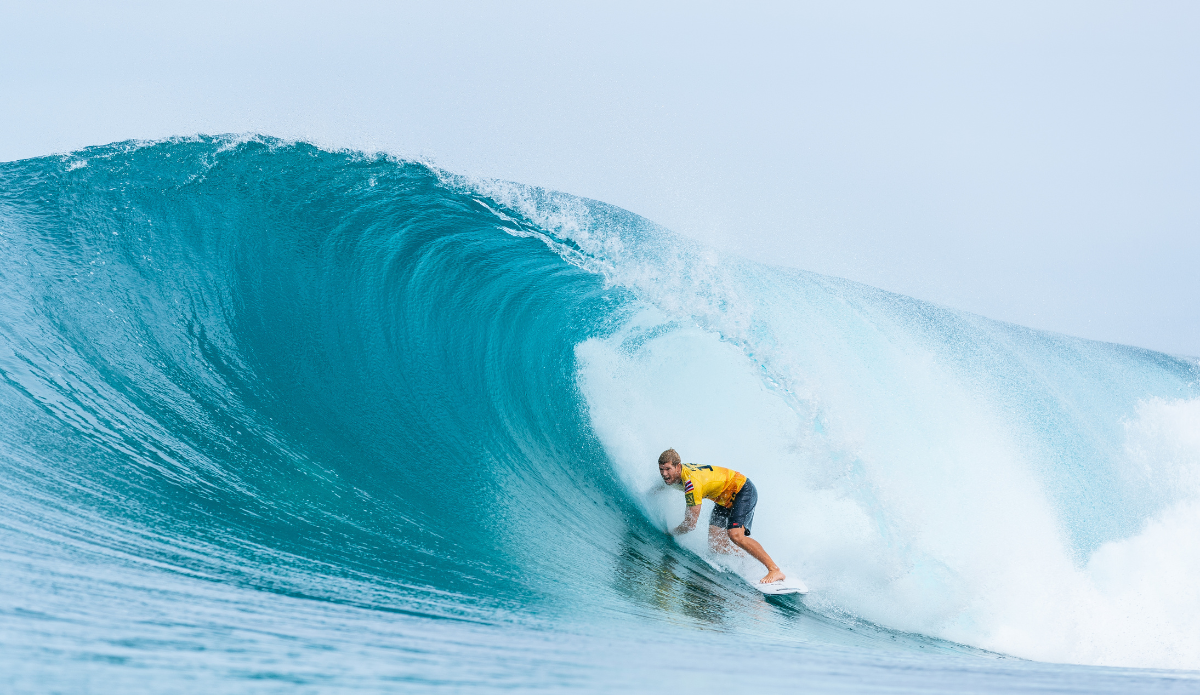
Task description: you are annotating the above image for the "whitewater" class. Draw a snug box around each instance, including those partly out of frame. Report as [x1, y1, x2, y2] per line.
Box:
[1, 135, 1198, 693]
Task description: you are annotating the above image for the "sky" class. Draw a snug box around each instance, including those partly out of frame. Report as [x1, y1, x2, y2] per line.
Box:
[3, 1, 1197, 355]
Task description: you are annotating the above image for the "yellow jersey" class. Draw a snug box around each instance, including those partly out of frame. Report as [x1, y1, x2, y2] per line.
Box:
[679, 463, 746, 508]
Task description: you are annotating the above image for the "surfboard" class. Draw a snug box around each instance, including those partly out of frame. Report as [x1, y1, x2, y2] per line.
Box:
[753, 575, 809, 595]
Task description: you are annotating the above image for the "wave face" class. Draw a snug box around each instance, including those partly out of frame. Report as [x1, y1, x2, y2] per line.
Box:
[2, 136, 1199, 691]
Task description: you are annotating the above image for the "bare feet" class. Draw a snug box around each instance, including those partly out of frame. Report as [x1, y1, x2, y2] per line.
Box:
[760, 567, 786, 584]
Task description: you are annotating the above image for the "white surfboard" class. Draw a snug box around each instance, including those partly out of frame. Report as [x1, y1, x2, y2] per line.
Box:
[753, 575, 809, 595]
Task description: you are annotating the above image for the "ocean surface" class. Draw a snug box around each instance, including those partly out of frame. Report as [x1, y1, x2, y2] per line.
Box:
[2, 136, 1199, 693]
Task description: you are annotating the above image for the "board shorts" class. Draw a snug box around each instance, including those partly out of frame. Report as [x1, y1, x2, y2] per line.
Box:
[709, 478, 757, 535]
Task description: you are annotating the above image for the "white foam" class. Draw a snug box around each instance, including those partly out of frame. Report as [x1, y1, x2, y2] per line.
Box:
[576, 305, 1200, 670]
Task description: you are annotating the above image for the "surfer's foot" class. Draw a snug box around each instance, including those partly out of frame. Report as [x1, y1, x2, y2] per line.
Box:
[760, 567, 786, 584]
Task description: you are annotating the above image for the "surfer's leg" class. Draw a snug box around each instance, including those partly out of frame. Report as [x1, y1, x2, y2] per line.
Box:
[725, 480, 784, 583]
[708, 523, 736, 553]
[728, 528, 785, 583]
[707, 504, 737, 553]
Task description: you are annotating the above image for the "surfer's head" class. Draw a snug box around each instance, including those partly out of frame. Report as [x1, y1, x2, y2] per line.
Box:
[657, 448, 682, 485]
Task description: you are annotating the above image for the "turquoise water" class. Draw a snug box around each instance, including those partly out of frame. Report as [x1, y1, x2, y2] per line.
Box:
[1, 136, 1198, 692]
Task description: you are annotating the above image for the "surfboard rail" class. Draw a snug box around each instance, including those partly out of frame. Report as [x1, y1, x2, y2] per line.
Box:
[753, 575, 809, 595]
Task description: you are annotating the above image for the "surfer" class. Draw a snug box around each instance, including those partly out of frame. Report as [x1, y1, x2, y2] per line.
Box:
[657, 448, 786, 584]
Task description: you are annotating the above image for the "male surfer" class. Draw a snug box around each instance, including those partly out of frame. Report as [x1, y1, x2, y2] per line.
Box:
[657, 448, 785, 584]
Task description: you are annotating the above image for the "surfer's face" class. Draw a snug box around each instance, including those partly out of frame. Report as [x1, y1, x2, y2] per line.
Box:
[658, 460, 681, 485]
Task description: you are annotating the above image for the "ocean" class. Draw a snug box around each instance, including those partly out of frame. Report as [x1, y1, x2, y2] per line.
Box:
[1, 135, 1198, 693]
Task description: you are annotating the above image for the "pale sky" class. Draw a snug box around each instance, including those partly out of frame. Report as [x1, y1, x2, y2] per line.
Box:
[4, 1, 1197, 355]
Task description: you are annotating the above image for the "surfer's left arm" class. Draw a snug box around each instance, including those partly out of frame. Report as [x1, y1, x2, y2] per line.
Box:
[670, 504, 701, 535]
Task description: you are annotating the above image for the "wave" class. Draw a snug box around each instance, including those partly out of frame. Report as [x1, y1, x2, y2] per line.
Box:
[1, 136, 1198, 688]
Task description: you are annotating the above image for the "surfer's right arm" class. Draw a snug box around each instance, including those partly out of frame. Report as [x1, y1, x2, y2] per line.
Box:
[670, 504, 701, 535]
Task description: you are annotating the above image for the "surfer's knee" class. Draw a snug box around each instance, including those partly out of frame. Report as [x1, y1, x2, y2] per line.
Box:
[727, 527, 746, 543]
